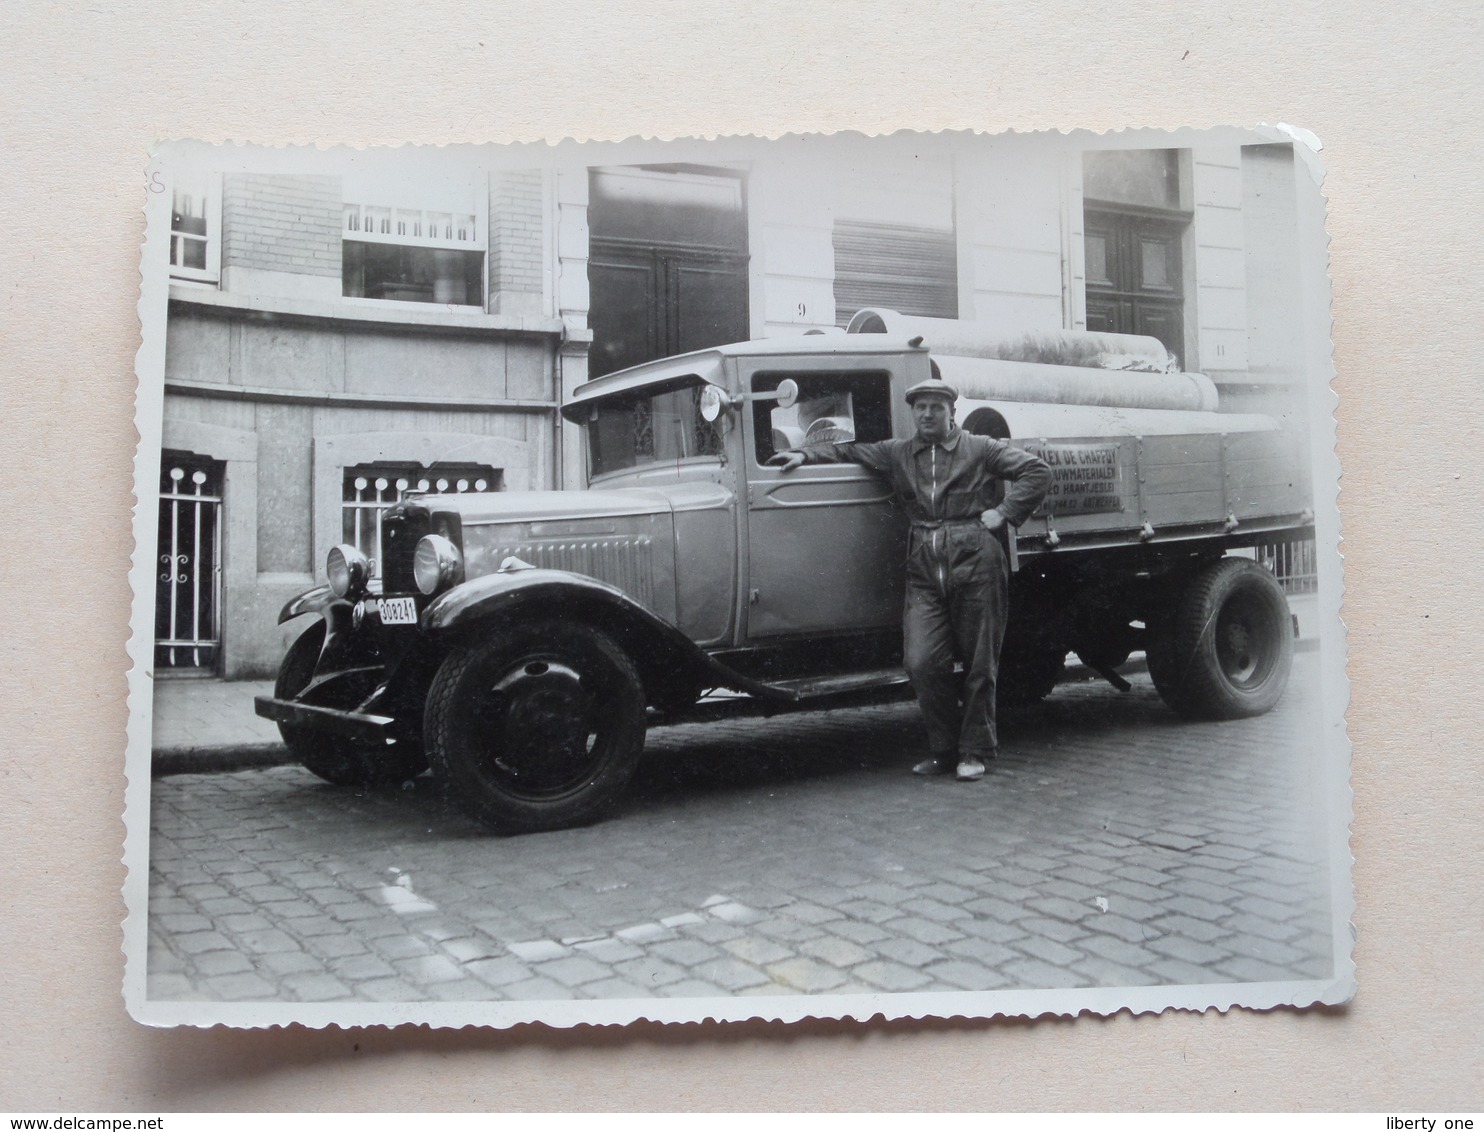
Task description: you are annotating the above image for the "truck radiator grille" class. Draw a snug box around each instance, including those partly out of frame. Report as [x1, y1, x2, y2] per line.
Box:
[378, 507, 429, 594]
[486, 537, 655, 609]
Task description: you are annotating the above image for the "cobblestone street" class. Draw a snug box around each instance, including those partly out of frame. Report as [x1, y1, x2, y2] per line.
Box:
[146, 654, 1339, 1005]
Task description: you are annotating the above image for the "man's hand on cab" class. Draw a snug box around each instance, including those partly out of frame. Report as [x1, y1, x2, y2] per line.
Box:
[980, 508, 1006, 532]
[766, 451, 806, 472]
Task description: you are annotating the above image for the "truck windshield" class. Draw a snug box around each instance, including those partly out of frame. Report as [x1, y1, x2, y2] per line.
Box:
[586, 378, 724, 478]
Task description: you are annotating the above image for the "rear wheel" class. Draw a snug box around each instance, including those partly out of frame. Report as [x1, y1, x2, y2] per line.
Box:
[1074, 638, 1133, 674]
[998, 641, 1067, 706]
[424, 621, 647, 834]
[999, 595, 1071, 707]
[1146, 557, 1294, 719]
[274, 621, 428, 786]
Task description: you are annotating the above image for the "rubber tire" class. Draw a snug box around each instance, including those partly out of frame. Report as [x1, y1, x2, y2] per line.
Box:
[1146, 557, 1294, 720]
[424, 621, 647, 834]
[275, 621, 429, 787]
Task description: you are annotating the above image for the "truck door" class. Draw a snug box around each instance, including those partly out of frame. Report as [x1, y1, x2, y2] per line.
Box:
[741, 363, 909, 640]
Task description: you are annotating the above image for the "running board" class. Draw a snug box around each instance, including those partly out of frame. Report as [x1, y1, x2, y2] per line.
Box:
[768, 667, 912, 698]
[653, 667, 914, 725]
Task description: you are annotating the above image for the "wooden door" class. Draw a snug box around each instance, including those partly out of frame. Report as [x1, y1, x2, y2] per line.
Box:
[588, 167, 749, 378]
[1085, 209, 1186, 368]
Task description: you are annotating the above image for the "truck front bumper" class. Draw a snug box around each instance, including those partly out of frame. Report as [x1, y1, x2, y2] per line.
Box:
[254, 695, 396, 745]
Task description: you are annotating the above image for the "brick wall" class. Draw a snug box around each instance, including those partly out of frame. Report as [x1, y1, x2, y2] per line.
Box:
[491, 170, 544, 299]
[222, 174, 342, 279]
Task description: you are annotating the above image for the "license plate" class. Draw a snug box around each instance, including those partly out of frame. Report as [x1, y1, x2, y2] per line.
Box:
[378, 596, 419, 625]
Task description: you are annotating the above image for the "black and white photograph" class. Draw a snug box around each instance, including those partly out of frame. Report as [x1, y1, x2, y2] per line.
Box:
[123, 127, 1351, 1028]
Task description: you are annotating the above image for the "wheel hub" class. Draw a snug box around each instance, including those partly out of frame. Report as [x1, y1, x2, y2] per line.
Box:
[477, 659, 603, 795]
[1216, 600, 1266, 686]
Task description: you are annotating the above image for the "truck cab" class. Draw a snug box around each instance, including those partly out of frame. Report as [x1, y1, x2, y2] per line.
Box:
[566, 334, 922, 645]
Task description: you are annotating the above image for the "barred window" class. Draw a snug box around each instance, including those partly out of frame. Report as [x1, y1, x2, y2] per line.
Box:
[157, 451, 223, 671]
[342, 463, 500, 561]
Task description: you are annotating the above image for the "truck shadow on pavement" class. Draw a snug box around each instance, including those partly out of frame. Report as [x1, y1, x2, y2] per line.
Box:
[305, 672, 1229, 837]
[620, 674, 1191, 818]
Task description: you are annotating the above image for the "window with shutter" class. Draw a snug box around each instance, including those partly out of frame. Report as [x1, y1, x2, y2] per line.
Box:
[832, 220, 958, 327]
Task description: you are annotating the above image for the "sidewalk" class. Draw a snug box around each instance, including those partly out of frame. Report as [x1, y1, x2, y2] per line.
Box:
[151, 677, 290, 776]
[149, 594, 1321, 777]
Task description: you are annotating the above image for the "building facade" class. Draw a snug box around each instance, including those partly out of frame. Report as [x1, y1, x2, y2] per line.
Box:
[156, 134, 1317, 678]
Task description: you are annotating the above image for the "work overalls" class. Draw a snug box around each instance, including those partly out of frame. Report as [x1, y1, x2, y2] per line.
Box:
[799, 428, 1051, 761]
[904, 515, 1009, 759]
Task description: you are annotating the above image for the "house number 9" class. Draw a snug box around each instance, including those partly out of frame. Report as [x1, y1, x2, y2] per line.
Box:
[797, 302, 808, 317]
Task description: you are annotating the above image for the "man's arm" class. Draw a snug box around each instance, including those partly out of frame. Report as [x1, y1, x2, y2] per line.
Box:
[767, 439, 899, 474]
[982, 441, 1051, 529]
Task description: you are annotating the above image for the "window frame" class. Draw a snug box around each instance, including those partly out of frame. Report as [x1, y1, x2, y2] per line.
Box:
[749, 369, 895, 467]
[583, 376, 727, 482]
[168, 172, 222, 286]
[1082, 150, 1194, 370]
[341, 173, 490, 311]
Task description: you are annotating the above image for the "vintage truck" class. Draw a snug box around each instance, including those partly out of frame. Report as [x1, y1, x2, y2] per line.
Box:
[255, 309, 1313, 833]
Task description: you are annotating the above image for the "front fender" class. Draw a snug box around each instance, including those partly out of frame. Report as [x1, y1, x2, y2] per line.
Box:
[422, 567, 629, 632]
[278, 584, 342, 624]
[423, 568, 789, 704]
[275, 585, 380, 677]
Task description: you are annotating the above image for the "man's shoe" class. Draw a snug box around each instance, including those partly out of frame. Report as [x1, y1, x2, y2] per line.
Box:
[912, 754, 954, 776]
[956, 756, 987, 781]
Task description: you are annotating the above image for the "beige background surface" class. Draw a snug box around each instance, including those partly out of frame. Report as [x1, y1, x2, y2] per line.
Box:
[3, 0, 1480, 1111]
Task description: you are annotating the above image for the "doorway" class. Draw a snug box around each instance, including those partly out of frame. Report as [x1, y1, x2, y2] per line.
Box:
[1083, 209, 1186, 367]
[587, 166, 749, 379]
[1082, 148, 1190, 368]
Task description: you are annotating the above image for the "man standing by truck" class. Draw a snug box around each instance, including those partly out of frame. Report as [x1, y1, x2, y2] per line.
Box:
[770, 375, 1051, 781]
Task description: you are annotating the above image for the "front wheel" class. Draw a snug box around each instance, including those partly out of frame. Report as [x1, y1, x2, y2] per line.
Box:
[424, 621, 647, 834]
[1146, 557, 1294, 719]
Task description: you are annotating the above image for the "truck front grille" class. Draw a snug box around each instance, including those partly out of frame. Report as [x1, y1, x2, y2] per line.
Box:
[378, 503, 430, 594]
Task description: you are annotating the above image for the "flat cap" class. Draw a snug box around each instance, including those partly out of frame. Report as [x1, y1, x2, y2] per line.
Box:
[904, 377, 960, 405]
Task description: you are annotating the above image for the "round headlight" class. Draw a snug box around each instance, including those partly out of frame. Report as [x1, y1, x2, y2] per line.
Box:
[413, 534, 464, 596]
[326, 544, 371, 599]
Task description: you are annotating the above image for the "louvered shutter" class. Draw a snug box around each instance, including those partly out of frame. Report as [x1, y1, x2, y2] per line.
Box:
[833, 220, 958, 326]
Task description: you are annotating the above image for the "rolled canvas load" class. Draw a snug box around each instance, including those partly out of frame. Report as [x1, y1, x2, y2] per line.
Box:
[960, 400, 1276, 441]
[845, 307, 1217, 413]
[934, 353, 1219, 413]
[846, 307, 1178, 372]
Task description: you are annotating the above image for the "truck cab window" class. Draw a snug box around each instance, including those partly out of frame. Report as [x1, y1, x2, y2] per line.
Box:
[751, 371, 892, 464]
[587, 377, 724, 478]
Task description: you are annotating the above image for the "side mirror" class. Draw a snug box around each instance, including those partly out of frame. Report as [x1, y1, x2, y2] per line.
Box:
[699, 377, 800, 423]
